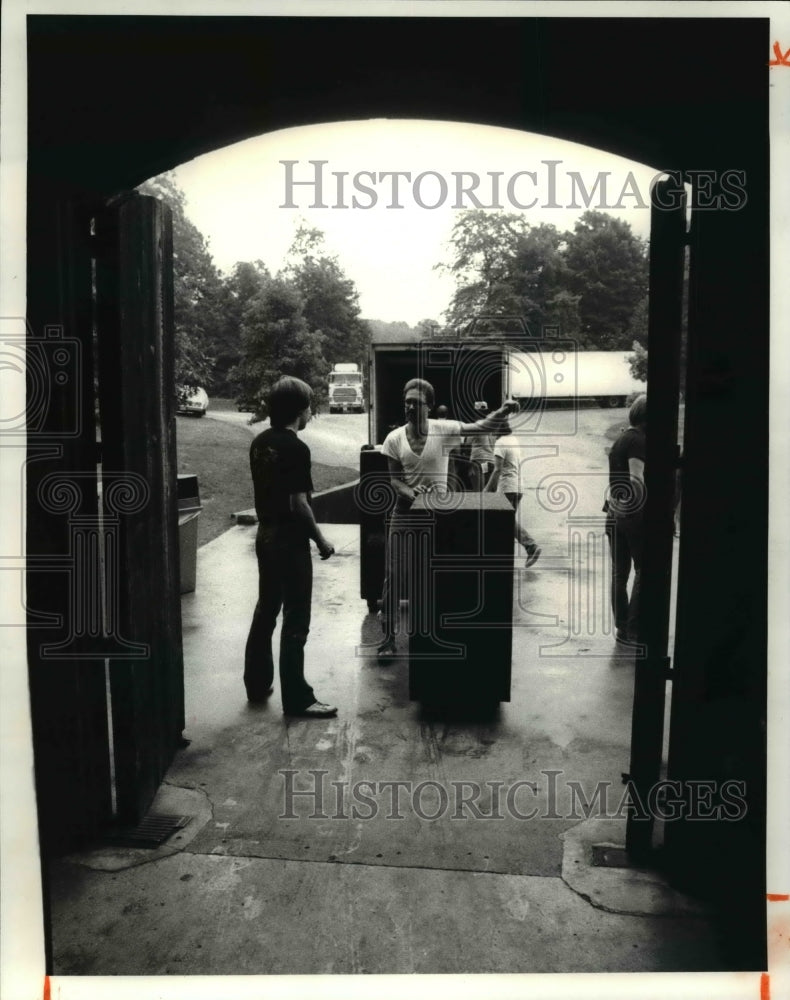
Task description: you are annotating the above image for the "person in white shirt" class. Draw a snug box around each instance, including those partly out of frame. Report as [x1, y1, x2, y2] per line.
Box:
[464, 400, 497, 491]
[484, 421, 542, 568]
[377, 378, 518, 655]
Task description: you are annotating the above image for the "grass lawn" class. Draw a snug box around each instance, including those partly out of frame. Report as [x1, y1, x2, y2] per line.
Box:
[176, 414, 358, 547]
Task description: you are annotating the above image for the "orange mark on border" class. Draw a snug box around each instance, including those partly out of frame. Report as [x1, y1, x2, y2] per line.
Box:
[767, 894, 790, 902]
[760, 973, 770, 1000]
[768, 42, 790, 67]
[43, 976, 51, 1000]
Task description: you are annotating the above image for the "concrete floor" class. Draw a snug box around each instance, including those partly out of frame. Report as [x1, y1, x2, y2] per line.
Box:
[47, 516, 736, 979]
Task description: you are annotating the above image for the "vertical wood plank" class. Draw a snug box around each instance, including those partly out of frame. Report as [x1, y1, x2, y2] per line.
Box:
[96, 193, 183, 825]
[26, 192, 112, 855]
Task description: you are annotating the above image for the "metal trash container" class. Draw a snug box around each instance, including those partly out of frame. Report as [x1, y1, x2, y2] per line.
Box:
[178, 473, 201, 594]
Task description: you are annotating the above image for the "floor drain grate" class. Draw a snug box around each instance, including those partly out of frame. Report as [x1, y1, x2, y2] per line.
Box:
[105, 813, 189, 848]
[591, 845, 632, 869]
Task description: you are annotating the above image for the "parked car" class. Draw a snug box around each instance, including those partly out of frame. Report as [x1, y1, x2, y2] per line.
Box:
[176, 386, 209, 417]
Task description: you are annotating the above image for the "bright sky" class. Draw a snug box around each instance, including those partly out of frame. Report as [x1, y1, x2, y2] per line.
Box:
[169, 119, 660, 326]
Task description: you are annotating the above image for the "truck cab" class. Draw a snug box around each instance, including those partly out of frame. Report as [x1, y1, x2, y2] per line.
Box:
[328, 362, 364, 413]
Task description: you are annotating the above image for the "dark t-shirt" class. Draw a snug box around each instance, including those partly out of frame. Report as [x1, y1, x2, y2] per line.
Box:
[607, 426, 646, 515]
[250, 427, 313, 525]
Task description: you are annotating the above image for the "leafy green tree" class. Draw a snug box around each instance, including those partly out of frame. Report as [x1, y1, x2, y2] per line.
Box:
[562, 211, 648, 349]
[366, 319, 421, 343]
[230, 278, 328, 422]
[285, 223, 371, 369]
[138, 173, 225, 396]
[506, 223, 570, 334]
[627, 295, 649, 348]
[217, 261, 271, 396]
[438, 209, 648, 348]
[438, 210, 531, 328]
[544, 288, 582, 340]
[628, 340, 649, 381]
[439, 212, 582, 337]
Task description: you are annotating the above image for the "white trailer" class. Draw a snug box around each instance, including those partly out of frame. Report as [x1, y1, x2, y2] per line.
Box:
[509, 349, 645, 408]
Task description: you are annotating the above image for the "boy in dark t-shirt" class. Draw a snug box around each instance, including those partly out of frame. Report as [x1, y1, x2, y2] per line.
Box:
[243, 376, 337, 717]
[605, 393, 647, 645]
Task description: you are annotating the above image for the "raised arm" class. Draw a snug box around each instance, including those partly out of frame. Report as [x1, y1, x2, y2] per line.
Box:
[458, 400, 519, 436]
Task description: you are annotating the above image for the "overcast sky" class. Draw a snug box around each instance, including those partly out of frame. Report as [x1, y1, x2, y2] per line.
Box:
[170, 119, 661, 326]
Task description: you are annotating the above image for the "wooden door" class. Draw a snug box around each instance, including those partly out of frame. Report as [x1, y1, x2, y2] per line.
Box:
[94, 192, 184, 825]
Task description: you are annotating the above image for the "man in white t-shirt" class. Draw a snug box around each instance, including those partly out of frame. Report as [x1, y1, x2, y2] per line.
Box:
[485, 421, 542, 569]
[377, 378, 519, 655]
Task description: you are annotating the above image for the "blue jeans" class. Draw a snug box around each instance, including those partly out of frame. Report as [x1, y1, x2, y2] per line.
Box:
[244, 525, 316, 711]
[606, 513, 643, 638]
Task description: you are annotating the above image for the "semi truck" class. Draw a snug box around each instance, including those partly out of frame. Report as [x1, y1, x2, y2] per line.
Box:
[328, 362, 365, 413]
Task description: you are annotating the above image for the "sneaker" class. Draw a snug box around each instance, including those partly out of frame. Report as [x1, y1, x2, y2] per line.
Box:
[524, 545, 542, 568]
[615, 630, 638, 646]
[287, 701, 337, 718]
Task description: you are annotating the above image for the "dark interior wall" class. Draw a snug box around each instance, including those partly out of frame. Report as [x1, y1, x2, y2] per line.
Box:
[28, 16, 768, 193]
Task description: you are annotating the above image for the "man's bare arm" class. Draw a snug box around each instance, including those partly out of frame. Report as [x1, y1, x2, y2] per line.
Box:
[458, 400, 519, 436]
[386, 458, 418, 503]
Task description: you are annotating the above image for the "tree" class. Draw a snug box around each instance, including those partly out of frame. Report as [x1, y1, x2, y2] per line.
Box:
[438, 212, 581, 337]
[138, 173, 227, 395]
[544, 289, 582, 341]
[626, 295, 649, 348]
[216, 261, 271, 396]
[366, 319, 421, 343]
[561, 211, 648, 349]
[437, 209, 649, 349]
[437, 210, 531, 328]
[230, 278, 328, 422]
[284, 222, 371, 381]
[628, 340, 649, 382]
[505, 223, 569, 334]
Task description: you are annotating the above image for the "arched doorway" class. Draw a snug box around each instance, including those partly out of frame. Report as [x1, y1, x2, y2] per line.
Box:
[21, 14, 769, 973]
